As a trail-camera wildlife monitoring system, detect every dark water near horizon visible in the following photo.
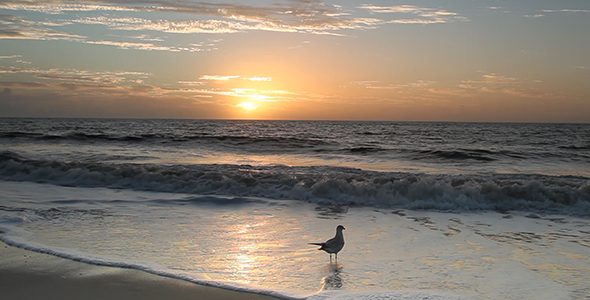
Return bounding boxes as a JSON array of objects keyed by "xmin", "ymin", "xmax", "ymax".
[{"xmin": 1, "ymin": 118, "xmax": 589, "ymax": 215}]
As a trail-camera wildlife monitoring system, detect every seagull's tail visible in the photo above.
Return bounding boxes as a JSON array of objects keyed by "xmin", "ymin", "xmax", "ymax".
[{"xmin": 308, "ymin": 242, "xmax": 325, "ymax": 250}]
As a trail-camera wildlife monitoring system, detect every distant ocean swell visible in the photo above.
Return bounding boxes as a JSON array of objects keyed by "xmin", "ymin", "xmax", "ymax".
[
  {"xmin": 2, "ymin": 130, "xmax": 582, "ymax": 163},
  {"xmin": 0, "ymin": 131, "xmax": 332, "ymax": 147},
  {"xmin": 2, "ymin": 150, "xmax": 589, "ymax": 216}
]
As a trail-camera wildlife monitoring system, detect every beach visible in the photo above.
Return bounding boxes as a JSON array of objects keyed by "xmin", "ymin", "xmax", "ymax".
[
  {"xmin": 0, "ymin": 236, "xmax": 280, "ymax": 300},
  {"xmin": 1, "ymin": 119, "xmax": 589, "ymax": 300}
]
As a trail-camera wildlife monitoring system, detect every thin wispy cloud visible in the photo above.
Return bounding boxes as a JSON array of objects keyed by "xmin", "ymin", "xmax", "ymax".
[
  {"xmin": 0, "ymin": 54, "xmax": 22, "ymax": 59},
  {"xmin": 128, "ymin": 34, "xmax": 165, "ymax": 42},
  {"xmin": 0, "ymin": 14, "xmax": 85, "ymax": 40},
  {"xmin": 175, "ymin": 87, "xmax": 301, "ymax": 102},
  {"xmin": 0, "ymin": 66, "xmax": 149, "ymax": 84},
  {"xmin": 358, "ymin": 4, "xmax": 466, "ymax": 24},
  {"xmin": 73, "ymin": 17, "xmax": 243, "ymax": 34},
  {"xmin": 523, "ymin": 8, "xmax": 590, "ymax": 18},
  {"xmin": 458, "ymin": 73, "xmax": 547, "ymax": 98},
  {"xmin": 462, "ymin": 74, "xmax": 520, "ymax": 85},
  {"xmin": 353, "ymin": 80, "xmax": 437, "ymax": 90},
  {"xmin": 0, "ymin": 81, "xmax": 51, "ymax": 88},
  {"xmin": 198, "ymin": 75, "xmax": 272, "ymax": 82},
  {"xmin": 246, "ymin": 77, "xmax": 272, "ymax": 82},
  {"xmin": 178, "ymin": 81, "xmax": 205, "ymax": 86},
  {"xmin": 87, "ymin": 40, "xmax": 192, "ymax": 52},
  {"xmin": 200, "ymin": 75, "xmax": 241, "ymax": 81},
  {"xmin": 0, "ymin": 2, "xmax": 139, "ymax": 14},
  {"xmin": 541, "ymin": 9, "xmax": 590, "ymax": 13}
]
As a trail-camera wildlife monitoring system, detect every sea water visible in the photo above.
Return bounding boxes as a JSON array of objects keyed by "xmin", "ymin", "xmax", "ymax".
[{"xmin": 1, "ymin": 119, "xmax": 589, "ymax": 299}]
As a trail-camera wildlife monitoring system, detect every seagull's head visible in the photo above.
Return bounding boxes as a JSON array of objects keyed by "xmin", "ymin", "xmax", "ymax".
[{"xmin": 337, "ymin": 225, "xmax": 345, "ymax": 231}]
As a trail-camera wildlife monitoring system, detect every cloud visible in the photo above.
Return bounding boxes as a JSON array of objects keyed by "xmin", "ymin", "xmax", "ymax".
[
  {"xmin": 86, "ymin": 40, "xmax": 179, "ymax": 51},
  {"xmin": 198, "ymin": 75, "xmax": 271, "ymax": 82},
  {"xmin": 59, "ymin": 83, "xmax": 117, "ymax": 91},
  {"xmin": 427, "ymin": 88, "xmax": 471, "ymax": 97},
  {"xmin": 0, "ymin": 14, "xmax": 85, "ymax": 40},
  {"xmin": 0, "ymin": 81, "xmax": 51, "ymax": 88},
  {"xmin": 200, "ymin": 75, "xmax": 241, "ymax": 81},
  {"xmin": 0, "ymin": 2, "xmax": 140, "ymax": 14},
  {"xmin": 461, "ymin": 73, "xmax": 519, "ymax": 85},
  {"xmin": 178, "ymin": 81, "xmax": 205, "ymax": 86},
  {"xmin": 0, "ymin": 14, "xmax": 219, "ymax": 51},
  {"xmin": 0, "ymin": 66, "xmax": 150, "ymax": 84},
  {"xmin": 1, "ymin": 0, "xmax": 459, "ymax": 38},
  {"xmin": 353, "ymin": 79, "xmax": 437, "ymax": 89},
  {"xmin": 128, "ymin": 34, "xmax": 165, "ymax": 42},
  {"xmin": 72, "ymin": 16, "xmax": 243, "ymax": 34},
  {"xmin": 458, "ymin": 73, "xmax": 550, "ymax": 98},
  {"xmin": 360, "ymin": 5, "xmax": 425, "ymax": 14},
  {"xmin": 541, "ymin": 9, "xmax": 590, "ymax": 13},
  {"xmin": 3, "ymin": 1, "xmax": 349, "ymax": 35},
  {"xmin": 246, "ymin": 76, "xmax": 272, "ymax": 81},
  {"xmin": 0, "ymin": 66, "xmax": 280, "ymax": 103},
  {"xmin": 0, "ymin": 62, "xmax": 297, "ymax": 109},
  {"xmin": 523, "ymin": 14, "xmax": 545, "ymax": 18},
  {"xmin": 69, "ymin": 15, "xmax": 380, "ymax": 36},
  {"xmin": 0, "ymin": 54, "xmax": 21, "ymax": 59},
  {"xmin": 177, "ymin": 87, "xmax": 300, "ymax": 102},
  {"xmin": 358, "ymin": 4, "xmax": 466, "ymax": 24},
  {"xmin": 0, "ymin": 90, "xmax": 230, "ymax": 119}
]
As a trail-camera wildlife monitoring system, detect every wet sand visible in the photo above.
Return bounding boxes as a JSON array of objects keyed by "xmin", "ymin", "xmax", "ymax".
[{"xmin": 0, "ymin": 238, "xmax": 282, "ymax": 300}]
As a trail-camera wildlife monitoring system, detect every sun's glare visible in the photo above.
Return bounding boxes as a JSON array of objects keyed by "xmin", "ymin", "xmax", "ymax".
[{"xmin": 238, "ymin": 102, "xmax": 257, "ymax": 110}]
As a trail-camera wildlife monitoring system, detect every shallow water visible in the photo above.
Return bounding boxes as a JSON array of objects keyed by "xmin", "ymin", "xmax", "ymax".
[{"xmin": 2, "ymin": 181, "xmax": 589, "ymax": 300}]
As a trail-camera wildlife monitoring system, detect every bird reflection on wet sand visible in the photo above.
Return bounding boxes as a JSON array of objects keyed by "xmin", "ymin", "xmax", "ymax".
[{"xmin": 321, "ymin": 263, "xmax": 343, "ymax": 290}]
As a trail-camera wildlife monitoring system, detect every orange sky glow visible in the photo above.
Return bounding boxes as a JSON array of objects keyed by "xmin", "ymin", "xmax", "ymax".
[{"xmin": 0, "ymin": 0, "xmax": 589, "ymax": 122}]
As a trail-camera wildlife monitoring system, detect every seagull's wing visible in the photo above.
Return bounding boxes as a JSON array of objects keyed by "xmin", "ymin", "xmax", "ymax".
[{"xmin": 324, "ymin": 237, "xmax": 338, "ymax": 247}]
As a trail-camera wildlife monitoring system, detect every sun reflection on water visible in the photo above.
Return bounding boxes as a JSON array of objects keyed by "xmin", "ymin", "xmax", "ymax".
[{"xmin": 218, "ymin": 219, "xmax": 284, "ymax": 285}]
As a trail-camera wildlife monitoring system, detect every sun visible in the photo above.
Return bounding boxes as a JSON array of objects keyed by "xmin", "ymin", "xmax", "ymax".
[{"xmin": 238, "ymin": 102, "xmax": 257, "ymax": 110}]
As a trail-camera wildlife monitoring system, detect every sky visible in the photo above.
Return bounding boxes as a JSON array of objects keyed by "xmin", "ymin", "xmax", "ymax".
[{"xmin": 0, "ymin": 0, "xmax": 589, "ymax": 122}]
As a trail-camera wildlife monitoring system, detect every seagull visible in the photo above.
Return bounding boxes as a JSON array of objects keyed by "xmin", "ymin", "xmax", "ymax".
[{"xmin": 309, "ymin": 225, "xmax": 345, "ymax": 262}]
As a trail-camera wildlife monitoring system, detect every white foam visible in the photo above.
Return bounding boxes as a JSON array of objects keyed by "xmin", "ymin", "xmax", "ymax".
[
  {"xmin": 308, "ymin": 290, "xmax": 471, "ymax": 300},
  {"xmin": 1, "ymin": 154, "xmax": 589, "ymax": 215}
]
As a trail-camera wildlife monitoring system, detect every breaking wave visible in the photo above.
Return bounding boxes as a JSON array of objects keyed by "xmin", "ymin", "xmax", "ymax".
[{"xmin": 1, "ymin": 150, "xmax": 589, "ymax": 216}]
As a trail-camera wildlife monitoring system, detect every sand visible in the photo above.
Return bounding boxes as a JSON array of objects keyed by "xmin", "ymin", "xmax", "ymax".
[{"xmin": 0, "ymin": 238, "xmax": 282, "ymax": 300}]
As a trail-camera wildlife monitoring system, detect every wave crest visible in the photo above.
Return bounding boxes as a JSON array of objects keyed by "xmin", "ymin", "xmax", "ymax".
[{"xmin": 1, "ymin": 151, "xmax": 589, "ymax": 216}]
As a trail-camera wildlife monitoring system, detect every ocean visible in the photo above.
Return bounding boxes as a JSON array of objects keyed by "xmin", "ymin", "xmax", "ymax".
[{"xmin": 1, "ymin": 118, "xmax": 589, "ymax": 299}]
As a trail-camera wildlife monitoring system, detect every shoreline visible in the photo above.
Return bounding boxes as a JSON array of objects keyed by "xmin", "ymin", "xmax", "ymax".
[{"xmin": 0, "ymin": 237, "xmax": 282, "ymax": 300}]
